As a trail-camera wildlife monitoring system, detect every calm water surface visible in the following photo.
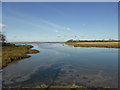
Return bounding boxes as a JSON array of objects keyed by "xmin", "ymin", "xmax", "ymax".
[{"xmin": 3, "ymin": 44, "xmax": 118, "ymax": 88}]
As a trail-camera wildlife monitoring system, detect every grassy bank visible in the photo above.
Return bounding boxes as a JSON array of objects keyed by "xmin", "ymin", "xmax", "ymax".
[
  {"xmin": 36, "ymin": 84, "xmax": 86, "ymax": 89},
  {"xmin": 2, "ymin": 87, "xmax": 115, "ymax": 90},
  {"xmin": 2, "ymin": 44, "xmax": 39, "ymax": 68},
  {"xmin": 65, "ymin": 41, "xmax": 120, "ymax": 48},
  {"xmin": 35, "ymin": 84, "xmax": 114, "ymax": 90}
]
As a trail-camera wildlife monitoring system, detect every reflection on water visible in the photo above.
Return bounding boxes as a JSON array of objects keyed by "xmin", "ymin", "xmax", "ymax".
[{"xmin": 3, "ymin": 44, "xmax": 118, "ymax": 88}]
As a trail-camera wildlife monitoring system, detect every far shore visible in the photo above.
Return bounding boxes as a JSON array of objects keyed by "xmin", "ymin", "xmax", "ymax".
[
  {"xmin": 65, "ymin": 41, "xmax": 120, "ymax": 48},
  {"xmin": 12, "ymin": 41, "xmax": 120, "ymax": 48},
  {"xmin": 12, "ymin": 42, "xmax": 64, "ymax": 44}
]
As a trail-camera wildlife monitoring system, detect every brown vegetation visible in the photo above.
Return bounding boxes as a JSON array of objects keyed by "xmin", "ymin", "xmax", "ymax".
[
  {"xmin": 2, "ymin": 44, "xmax": 39, "ymax": 68},
  {"xmin": 66, "ymin": 40, "xmax": 120, "ymax": 48},
  {"xmin": 36, "ymin": 84, "xmax": 86, "ymax": 88}
]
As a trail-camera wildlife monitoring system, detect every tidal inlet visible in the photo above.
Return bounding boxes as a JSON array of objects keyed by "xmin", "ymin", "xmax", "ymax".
[{"xmin": 1, "ymin": 2, "xmax": 119, "ymax": 89}]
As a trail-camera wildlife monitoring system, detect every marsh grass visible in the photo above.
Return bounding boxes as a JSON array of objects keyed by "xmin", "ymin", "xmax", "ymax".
[
  {"xmin": 65, "ymin": 42, "xmax": 120, "ymax": 48},
  {"xmin": 2, "ymin": 44, "xmax": 39, "ymax": 68}
]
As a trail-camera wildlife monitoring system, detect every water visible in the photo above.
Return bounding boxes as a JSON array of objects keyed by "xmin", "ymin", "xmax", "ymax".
[{"xmin": 3, "ymin": 44, "xmax": 118, "ymax": 88}]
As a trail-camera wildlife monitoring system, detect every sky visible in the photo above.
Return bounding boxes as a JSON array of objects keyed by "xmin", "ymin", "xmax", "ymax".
[{"xmin": 1, "ymin": 2, "xmax": 118, "ymax": 42}]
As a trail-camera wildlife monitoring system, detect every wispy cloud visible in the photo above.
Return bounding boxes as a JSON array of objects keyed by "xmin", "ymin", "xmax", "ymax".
[
  {"xmin": 3, "ymin": 9, "xmax": 75, "ymax": 42},
  {"xmin": 0, "ymin": 24, "xmax": 8, "ymax": 28},
  {"xmin": 3, "ymin": 7, "xmax": 68, "ymax": 31}
]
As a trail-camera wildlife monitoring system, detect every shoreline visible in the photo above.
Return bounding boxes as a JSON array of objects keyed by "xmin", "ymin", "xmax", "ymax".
[
  {"xmin": 12, "ymin": 41, "xmax": 120, "ymax": 48},
  {"xmin": 2, "ymin": 44, "xmax": 39, "ymax": 68},
  {"xmin": 65, "ymin": 41, "xmax": 120, "ymax": 48},
  {"xmin": 2, "ymin": 42, "xmax": 119, "ymax": 68}
]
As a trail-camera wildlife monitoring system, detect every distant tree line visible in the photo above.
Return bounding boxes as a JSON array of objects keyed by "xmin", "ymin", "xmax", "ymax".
[{"xmin": 66, "ymin": 39, "xmax": 120, "ymax": 42}]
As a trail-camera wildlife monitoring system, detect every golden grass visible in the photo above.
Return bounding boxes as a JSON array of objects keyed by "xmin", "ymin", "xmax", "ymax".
[
  {"xmin": 36, "ymin": 84, "xmax": 86, "ymax": 89},
  {"xmin": 2, "ymin": 45, "xmax": 39, "ymax": 68},
  {"xmin": 35, "ymin": 84, "xmax": 114, "ymax": 90},
  {"xmin": 65, "ymin": 42, "xmax": 120, "ymax": 48}
]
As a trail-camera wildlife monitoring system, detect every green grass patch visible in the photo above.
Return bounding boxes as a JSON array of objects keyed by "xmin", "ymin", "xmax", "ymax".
[{"xmin": 2, "ymin": 44, "xmax": 39, "ymax": 68}]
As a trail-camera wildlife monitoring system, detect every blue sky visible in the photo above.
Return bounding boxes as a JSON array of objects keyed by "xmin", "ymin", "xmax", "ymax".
[{"xmin": 1, "ymin": 2, "xmax": 118, "ymax": 42}]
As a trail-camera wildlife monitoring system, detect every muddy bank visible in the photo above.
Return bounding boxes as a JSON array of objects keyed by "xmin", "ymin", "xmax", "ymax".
[{"xmin": 2, "ymin": 44, "xmax": 39, "ymax": 68}]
